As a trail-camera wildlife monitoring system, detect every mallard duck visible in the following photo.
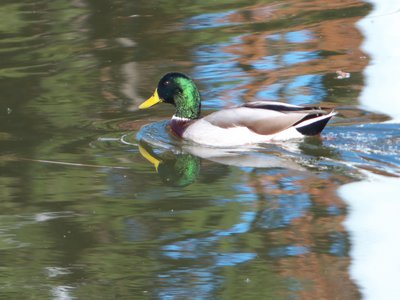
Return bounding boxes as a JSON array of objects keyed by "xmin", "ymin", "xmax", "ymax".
[{"xmin": 139, "ymin": 72, "xmax": 336, "ymax": 147}]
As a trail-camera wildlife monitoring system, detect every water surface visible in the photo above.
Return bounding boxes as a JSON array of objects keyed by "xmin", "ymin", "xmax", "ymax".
[{"xmin": 0, "ymin": 0, "xmax": 398, "ymax": 299}]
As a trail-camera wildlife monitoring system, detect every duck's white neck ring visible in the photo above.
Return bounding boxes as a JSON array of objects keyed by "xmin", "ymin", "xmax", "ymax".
[{"xmin": 172, "ymin": 115, "xmax": 192, "ymax": 122}]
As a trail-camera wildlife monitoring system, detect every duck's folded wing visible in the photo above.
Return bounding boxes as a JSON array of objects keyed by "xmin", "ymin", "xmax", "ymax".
[
  {"xmin": 243, "ymin": 101, "xmax": 328, "ymax": 114},
  {"xmin": 203, "ymin": 107, "xmax": 319, "ymax": 135}
]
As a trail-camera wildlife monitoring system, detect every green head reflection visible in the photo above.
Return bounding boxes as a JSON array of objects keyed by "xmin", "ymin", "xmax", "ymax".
[{"xmin": 139, "ymin": 142, "xmax": 201, "ymax": 187}]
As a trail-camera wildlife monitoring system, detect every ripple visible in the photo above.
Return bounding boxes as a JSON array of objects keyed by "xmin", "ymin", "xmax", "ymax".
[
  {"xmin": 185, "ymin": 10, "xmax": 240, "ymax": 30},
  {"xmin": 126, "ymin": 120, "xmax": 182, "ymax": 151},
  {"xmin": 324, "ymin": 123, "xmax": 400, "ymax": 175},
  {"xmin": 0, "ymin": 63, "xmax": 52, "ymax": 78}
]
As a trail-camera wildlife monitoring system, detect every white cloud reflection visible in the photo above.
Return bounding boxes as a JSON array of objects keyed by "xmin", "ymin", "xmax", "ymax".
[{"xmin": 340, "ymin": 0, "xmax": 400, "ymax": 299}]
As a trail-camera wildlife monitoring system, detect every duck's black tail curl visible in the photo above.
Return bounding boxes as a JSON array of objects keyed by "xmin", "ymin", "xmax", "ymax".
[{"xmin": 295, "ymin": 111, "xmax": 336, "ymax": 136}]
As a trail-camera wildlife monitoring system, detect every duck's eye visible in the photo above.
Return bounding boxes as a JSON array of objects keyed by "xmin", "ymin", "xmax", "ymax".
[{"xmin": 164, "ymin": 80, "xmax": 170, "ymax": 85}]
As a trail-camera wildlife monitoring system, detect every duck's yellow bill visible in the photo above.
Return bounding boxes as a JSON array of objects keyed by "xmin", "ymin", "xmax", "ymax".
[
  {"xmin": 139, "ymin": 89, "xmax": 162, "ymax": 109},
  {"xmin": 138, "ymin": 144, "xmax": 161, "ymax": 172}
]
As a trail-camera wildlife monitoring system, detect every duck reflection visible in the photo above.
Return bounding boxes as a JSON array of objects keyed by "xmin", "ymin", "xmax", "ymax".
[
  {"xmin": 299, "ymin": 135, "xmax": 340, "ymax": 159},
  {"xmin": 137, "ymin": 138, "xmax": 312, "ymax": 187}
]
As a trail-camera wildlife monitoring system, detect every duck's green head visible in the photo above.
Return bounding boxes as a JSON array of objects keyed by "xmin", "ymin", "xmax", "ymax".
[{"xmin": 139, "ymin": 72, "xmax": 201, "ymax": 119}]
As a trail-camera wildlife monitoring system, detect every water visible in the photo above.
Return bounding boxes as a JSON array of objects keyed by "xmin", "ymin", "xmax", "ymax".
[
  {"xmin": 339, "ymin": 1, "xmax": 400, "ymax": 299},
  {"xmin": 0, "ymin": 0, "xmax": 398, "ymax": 299}
]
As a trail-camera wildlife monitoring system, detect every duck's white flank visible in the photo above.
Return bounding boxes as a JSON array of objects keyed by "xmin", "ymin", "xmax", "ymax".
[
  {"xmin": 182, "ymin": 110, "xmax": 336, "ymax": 147},
  {"xmin": 182, "ymin": 119, "xmax": 299, "ymax": 147}
]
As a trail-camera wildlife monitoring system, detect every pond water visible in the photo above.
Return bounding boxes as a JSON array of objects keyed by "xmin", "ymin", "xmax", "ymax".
[{"xmin": 0, "ymin": 0, "xmax": 399, "ymax": 299}]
